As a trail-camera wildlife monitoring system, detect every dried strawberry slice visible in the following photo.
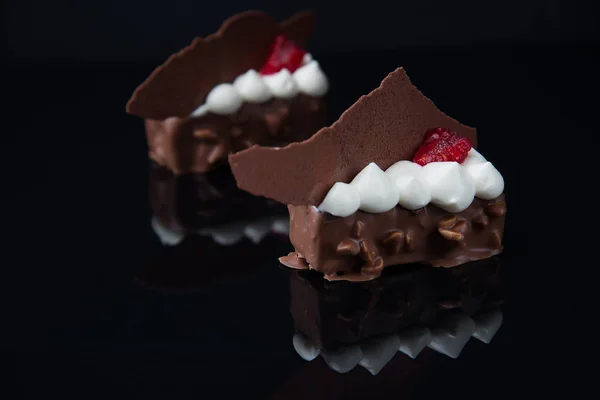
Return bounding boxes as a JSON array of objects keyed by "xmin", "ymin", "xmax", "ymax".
[
  {"xmin": 260, "ymin": 35, "xmax": 307, "ymax": 75},
  {"xmin": 413, "ymin": 128, "xmax": 472, "ymax": 166}
]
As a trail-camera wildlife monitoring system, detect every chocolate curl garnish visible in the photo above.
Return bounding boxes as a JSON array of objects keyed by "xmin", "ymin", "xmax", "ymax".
[
  {"xmin": 126, "ymin": 10, "xmax": 315, "ymax": 120},
  {"xmin": 229, "ymin": 68, "xmax": 477, "ymax": 206}
]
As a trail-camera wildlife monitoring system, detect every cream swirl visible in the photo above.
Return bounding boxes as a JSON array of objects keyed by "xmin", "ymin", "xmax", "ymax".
[
  {"xmin": 317, "ymin": 149, "xmax": 504, "ymax": 217},
  {"xmin": 190, "ymin": 54, "xmax": 329, "ymax": 117}
]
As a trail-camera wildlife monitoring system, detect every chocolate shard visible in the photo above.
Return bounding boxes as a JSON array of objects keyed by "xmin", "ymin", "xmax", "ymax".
[
  {"xmin": 229, "ymin": 67, "xmax": 477, "ymax": 205},
  {"xmin": 126, "ymin": 10, "xmax": 315, "ymax": 120}
]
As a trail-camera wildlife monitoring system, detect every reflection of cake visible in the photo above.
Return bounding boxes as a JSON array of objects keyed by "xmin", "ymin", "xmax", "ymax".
[
  {"xmin": 141, "ymin": 214, "xmax": 289, "ymax": 291},
  {"xmin": 230, "ymin": 68, "xmax": 506, "ymax": 281},
  {"xmin": 126, "ymin": 11, "xmax": 328, "ymax": 174},
  {"xmin": 288, "ymin": 257, "xmax": 504, "ymax": 374},
  {"xmin": 149, "ymin": 162, "xmax": 285, "ymax": 232}
]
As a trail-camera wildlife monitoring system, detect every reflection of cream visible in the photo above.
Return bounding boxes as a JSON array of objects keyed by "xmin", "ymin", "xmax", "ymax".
[
  {"xmin": 427, "ymin": 314, "xmax": 476, "ymax": 359},
  {"xmin": 190, "ymin": 54, "xmax": 329, "ymax": 117},
  {"xmin": 322, "ymin": 345, "xmax": 363, "ymax": 374},
  {"xmin": 151, "ymin": 218, "xmax": 185, "ymax": 246},
  {"xmin": 358, "ymin": 335, "xmax": 401, "ymax": 375},
  {"xmin": 318, "ymin": 148, "xmax": 505, "ymax": 216},
  {"xmin": 472, "ymin": 309, "xmax": 503, "ymax": 343},
  {"xmin": 292, "ymin": 311, "xmax": 503, "ymax": 374},
  {"xmin": 398, "ymin": 326, "xmax": 432, "ymax": 359},
  {"xmin": 150, "ymin": 215, "xmax": 289, "ymax": 247},
  {"xmin": 292, "ymin": 333, "xmax": 321, "ymax": 361}
]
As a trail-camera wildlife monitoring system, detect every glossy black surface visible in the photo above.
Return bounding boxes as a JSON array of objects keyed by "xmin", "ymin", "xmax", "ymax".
[{"xmin": 4, "ymin": 44, "xmax": 597, "ymax": 398}]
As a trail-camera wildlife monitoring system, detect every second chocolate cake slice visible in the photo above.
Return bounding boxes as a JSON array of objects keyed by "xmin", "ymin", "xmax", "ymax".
[{"xmin": 229, "ymin": 68, "xmax": 506, "ymax": 281}]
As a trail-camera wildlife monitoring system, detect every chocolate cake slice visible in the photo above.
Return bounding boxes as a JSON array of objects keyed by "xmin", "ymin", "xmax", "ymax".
[
  {"xmin": 126, "ymin": 10, "xmax": 328, "ymax": 174},
  {"xmin": 230, "ymin": 68, "xmax": 507, "ymax": 281}
]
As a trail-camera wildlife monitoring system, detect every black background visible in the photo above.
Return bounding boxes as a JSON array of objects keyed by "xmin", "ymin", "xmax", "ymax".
[
  {"xmin": 3, "ymin": 0, "xmax": 599, "ymax": 61},
  {"xmin": 2, "ymin": 1, "xmax": 599, "ymax": 398}
]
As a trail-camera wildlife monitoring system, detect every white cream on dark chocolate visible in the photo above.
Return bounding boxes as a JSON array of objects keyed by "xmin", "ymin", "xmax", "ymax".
[
  {"xmin": 317, "ymin": 149, "xmax": 505, "ymax": 217},
  {"xmin": 190, "ymin": 54, "xmax": 329, "ymax": 117}
]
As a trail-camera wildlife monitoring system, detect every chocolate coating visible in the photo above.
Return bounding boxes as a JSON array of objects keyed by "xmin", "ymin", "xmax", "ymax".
[
  {"xmin": 126, "ymin": 10, "xmax": 315, "ymax": 119},
  {"xmin": 288, "ymin": 256, "xmax": 504, "ymax": 350},
  {"xmin": 229, "ymin": 67, "xmax": 477, "ymax": 205},
  {"xmin": 145, "ymin": 95, "xmax": 326, "ymax": 174},
  {"xmin": 283, "ymin": 195, "xmax": 506, "ymax": 282}
]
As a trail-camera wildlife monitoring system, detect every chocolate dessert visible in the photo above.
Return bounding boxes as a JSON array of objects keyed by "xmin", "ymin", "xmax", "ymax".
[
  {"xmin": 230, "ymin": 68, "xmax": 507, "ymax": 281},
  {"xmin": 289, "ymin": 257, "xmax": 504, "ymax": 373},
  {"xmin": 127, "ymin": 11, "xmax": 329, "ymax": 174}
]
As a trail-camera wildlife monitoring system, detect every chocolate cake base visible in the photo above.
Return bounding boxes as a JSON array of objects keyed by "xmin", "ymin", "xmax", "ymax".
[
  {"xmin": 145, "ymin": 95, "xmax": 326, "ymax": 174},
  {"xmin": 289, "ymin": 257, "xmax": 504, "ymax": 350},
  {"xmin": 281, "ymin": 195, "xmax": 506, "ymax": 281}
]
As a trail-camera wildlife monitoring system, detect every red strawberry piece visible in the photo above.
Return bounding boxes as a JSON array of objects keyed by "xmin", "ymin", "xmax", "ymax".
[
  {"xmin": 260, "ymin": 35, "xmax": 307, "ymax": 75},
  {"xmin": 413, "ymin": 128, "xmax": 472, "ymax": 166}
]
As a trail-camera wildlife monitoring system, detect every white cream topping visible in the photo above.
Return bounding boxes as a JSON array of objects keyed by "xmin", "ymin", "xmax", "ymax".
[
  {"xmin": 422, "ymin": 162, "xmax": 476, "ymax": 213},
  {"xmin": 317, "ymin": 182, "xmax": 361, "ymax": 217},
  {"xmin": 318, "ymin": 148, "xmax": 504, "ymax": 215},
  {"xmin": 293, "ymin": 61, "xmax": 329, "ymax": 97},
  {"xmin": 462, "ymin": 149, "xmax": 504, "ymax": 200},
  {"xmin": 385, "ymin": 161, "xmax": 431, "ymax": 210},
  {"xmin": 233, "ymin": 69, "xmax": 272, "ymax": 103},
  {"xmin": 190, "ymin": 53, "xmax": 328, "ymax": 117},
  {"xmin": 350, "ymin": 163, "xmax": 400, "ymax": 213},
  {"xmin": 262, "ymin": 68, "xmax": 299, "ymax": 98}
]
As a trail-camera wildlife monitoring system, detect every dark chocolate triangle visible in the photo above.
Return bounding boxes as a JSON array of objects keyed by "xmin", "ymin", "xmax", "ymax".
[
  {"xmin": 126, "ymin": 10, "xmax": 315, "ymax": 120},
  {"xmin": 229, "ymin": 67, "xmax": 477, "ymax": 206}
]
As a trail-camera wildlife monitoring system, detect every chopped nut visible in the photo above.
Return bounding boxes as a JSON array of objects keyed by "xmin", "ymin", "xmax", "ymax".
[
  {"xmin": 473, "ymin": 214, "xmax": 489, "ymax": 229},
  {"xmin": 230, "ymin": 126, "xmax": 243, "ymax": 137},
  {"xmin": 438, "ymin": 228, "xmax": 464, "ymax": 241},
  {"xmin": 207, "ymin": 143, "xmax": 226, "ymax": 164},
  {"xmin": 439, "ymin": 299, "xmax": 462, "ymax": 309},
  {"xmin": 352, "ymin": 221, "xmax": 365, "ymax": 238},
  {"xmin": 363, "ymin": 257, "xmax": 384, "ymax": 273},
  {"xmin": 193, "ymin": 128, "xmax": 218, "ymax": 140},
  {"xmin": 382, "ymin": 230, "xmax": 405, "ymax": 254},
  {"xmin": 485, "ymin": 201, "xmax": 507, "ymax": 218},
  {"xmin": 359, "ymin": 240, "xmax": 377, "ymax": 265},
  {"xmin": 489, "ymin": 229, "xmax": 503, "ymax": 248},
  {"xmin": 336, "ymin": 239, "xmax": 360, "ymax": 256},
  {"xmin": 265, "ymin": 110, "xmax": 288, "ymax": 135},
  {"xmin": 452, "ymin": 220, "xmax": 468, "ymax": 234},
  {"xmin": 438, "ymin": 215, "xmax": 458, "ymax": 229},
  {"xmin": 405, "ymin": 230, "xmax": 415, "ymax": 251}
]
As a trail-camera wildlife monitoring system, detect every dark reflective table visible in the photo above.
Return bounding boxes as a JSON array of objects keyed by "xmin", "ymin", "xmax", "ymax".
[{"xmin": 4, "ymin": 44, "xmax": 596, "ymax": 398}]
